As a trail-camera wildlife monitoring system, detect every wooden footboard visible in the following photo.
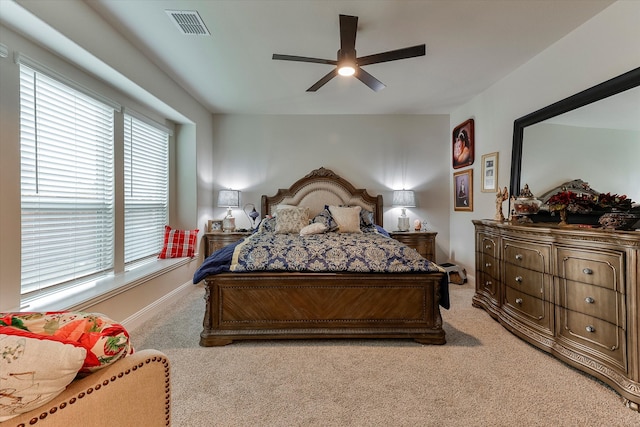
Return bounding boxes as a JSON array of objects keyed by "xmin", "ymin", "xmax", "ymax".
[{"xmin": 200, "ymin": 272, "xmax": 446, "ymax": 346}]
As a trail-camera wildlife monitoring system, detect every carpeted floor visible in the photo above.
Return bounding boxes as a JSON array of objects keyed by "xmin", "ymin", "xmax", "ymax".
[{"xmin": 130, "ymin": 282, "xmax": 640, "ymax": 426}]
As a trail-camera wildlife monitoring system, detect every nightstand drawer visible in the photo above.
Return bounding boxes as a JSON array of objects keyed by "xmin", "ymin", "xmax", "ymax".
[
  {"xmin": 390, "ymin": 232, "xmax": 436, "ymax": 261},
  {"xmin": 204, "ymin": 232, "xmax": 251, "ymax": 257}
]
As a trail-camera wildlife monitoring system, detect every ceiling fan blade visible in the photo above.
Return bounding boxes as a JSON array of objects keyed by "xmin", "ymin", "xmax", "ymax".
[
  {"xmin": 339, "ymin": 14, "xmax": 358, "ymax": 52},
  {"xmin": 354, "ymin": 68, "xmax": 386, "ymax": 92},
  {"xmin": 272, "ymin": 54, "xmax": 337, "ymax": 65},
  {"xmin": 357, "ymin": 44, "xmax": 426, "ymax": 66},
  {"xmin": 307, "ymin": 69, "xmax": 339, "ymax": 92}
]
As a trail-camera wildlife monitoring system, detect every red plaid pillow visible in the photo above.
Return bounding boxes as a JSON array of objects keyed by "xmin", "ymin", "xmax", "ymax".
[{"xmin": 158, "ymin": 225, "xmax": 199, "ymax": 258}]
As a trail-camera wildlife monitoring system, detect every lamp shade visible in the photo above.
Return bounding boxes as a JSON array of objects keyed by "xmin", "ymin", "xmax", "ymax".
[
  {"xmin": 392, "ymin": 190, "xmax": 416, "ymax": 208},
  {"xmin": 217, "ymin": 190, "xmax": 240, "ymax": 208}
]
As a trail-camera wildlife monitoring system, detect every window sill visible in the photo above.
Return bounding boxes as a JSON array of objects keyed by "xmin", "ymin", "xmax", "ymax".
[{"xmin": 21, "ymin": 256, "xmax": 196, "ymax": 313}]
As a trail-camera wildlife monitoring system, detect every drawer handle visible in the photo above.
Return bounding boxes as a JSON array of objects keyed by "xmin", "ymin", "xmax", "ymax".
[
  {"xmin": 485, "ymin": 245, "xmax": 492, "ymax": 250},
  {"xmin": 485, "ymin": 262, "xmax": 492, "ymax": 268},
  {"xmin": 485, "ymin": 281, "xmax": 492, "ymax": 286},
  {"xmin": 585, "ymin": 297, "xmax": 595, "ymax": 304},
  {"xmin": 515, "ymin": 298, "xmax": 523, "ymax": 305},
  {"xmin": 583, "ymin": 268, "xmax": 593, "ymax": 275},
  {"xmin": 585, "ymin": 325, "xmax": 596, "ymax": 333},
  {"xmin": 515, "ymin": 276, "xmax": 523, "ymax": 283},
  {"xmin": 515, "ymin": 254, "xmax": 523, "ymax": 261}
]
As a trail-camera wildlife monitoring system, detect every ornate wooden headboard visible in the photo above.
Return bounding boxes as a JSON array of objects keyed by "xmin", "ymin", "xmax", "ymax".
[{"xmin": 261, "ymin": 167, "xmax": 384, "ymax": 226}]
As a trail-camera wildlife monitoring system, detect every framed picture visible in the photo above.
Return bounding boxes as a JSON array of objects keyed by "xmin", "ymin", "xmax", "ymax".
[
  {"xmin": 209, "ymin": 219, "xmax": 223, "ymax": 232},
  {"xmin": 452, "ymin": 119, "xmax": 474, "ymax": 169},
  {"xmin": 454, "ymin": 169, "xmax": 473, "ymax": 211},
  {"xmin": 481, "ymin": 152, "xmax": 499, "ymax": 192}
]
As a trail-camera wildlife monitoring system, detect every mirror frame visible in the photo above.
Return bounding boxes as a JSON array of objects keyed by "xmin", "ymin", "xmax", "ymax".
[{"xmin": 510, "ymin": 67, "xmax": 640, "ymax": 198}]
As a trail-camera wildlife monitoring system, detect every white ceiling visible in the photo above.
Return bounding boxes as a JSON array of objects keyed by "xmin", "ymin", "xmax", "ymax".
[{"xmin": 13, "ymin": 0, "xmax": 618, "ymax": 115}]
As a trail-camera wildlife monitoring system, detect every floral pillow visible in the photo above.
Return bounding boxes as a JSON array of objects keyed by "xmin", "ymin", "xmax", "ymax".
[
  {"xmin": 0, "ymin": 311, "xmax": 133, "ymax": 374},
  {"xmin": 158, "ymin": 225, "xmax": 199, "ymax": 258},
  {"xmin": 275, "ymin": 207, "xmax": 310, "ymax": 234},
  {"xmin": 0, "ymin": 333, "xmax": 87, "ymax": 422}
]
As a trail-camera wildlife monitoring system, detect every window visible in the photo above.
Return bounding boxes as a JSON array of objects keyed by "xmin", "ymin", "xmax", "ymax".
[
  {"xmin": 124, "ymin": 113, "xmax": 169, "ymax": 264},
  {"xmin": 19, "ymin": 64, "xmax": 115, "ymax": 296}
]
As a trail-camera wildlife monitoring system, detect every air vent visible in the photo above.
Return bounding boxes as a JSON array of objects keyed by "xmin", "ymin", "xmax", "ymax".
[{"xmin": 165, "ymin": 10, "xmax": 210, "ymax": 36}]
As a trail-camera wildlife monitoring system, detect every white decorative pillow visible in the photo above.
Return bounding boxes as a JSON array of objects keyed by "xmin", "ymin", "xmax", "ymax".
[
  {"xmin": 300, "ymin": 222, "xmax": 327, "ymax": 236},
  {"xmin": 275, "ymin": 207, "xmax": 310, "ymax": 234},
  {"xmin": 328, "ymin": 205, "xmax": 362, "ymax": 233},
  {"xmin": 0, "ymin": 334, "xmax": 86, "ymax": 422}
]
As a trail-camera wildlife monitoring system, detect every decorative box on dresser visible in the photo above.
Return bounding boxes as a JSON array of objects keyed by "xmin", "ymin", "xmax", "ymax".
[
  {"xmin": 389, "ymin": 231, "xmax": 437, "ymax": 261},
  {"xmin": 472, "ymin": 219, "xmax": 640, "ymax": 411}
]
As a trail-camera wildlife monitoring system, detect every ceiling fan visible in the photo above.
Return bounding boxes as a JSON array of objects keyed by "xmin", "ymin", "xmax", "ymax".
[{"xmin": 272, "ymin": 14, "xmax": 426, "ymax": 92}]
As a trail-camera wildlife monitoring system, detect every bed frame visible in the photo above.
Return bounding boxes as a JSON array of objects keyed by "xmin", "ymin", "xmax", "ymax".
[{"xmin": 200, "ymin": 167, "xmax": 446, "ymax": 346}]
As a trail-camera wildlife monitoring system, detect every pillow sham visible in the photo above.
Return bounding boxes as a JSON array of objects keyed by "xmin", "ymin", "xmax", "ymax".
[
  {"xmin": 275, "ymin": 207, "xmax": 310, "ymax": 234},
  {"xmin": 328, "ymin": 205, "xmax": 362, "ymax": 233},
  {"xmin": 158, "ymin": 225, "xmax": 199, "ymax": 258},
  {"xmin": 0, "ymin": 333, "xmax": 86, "ymax": 422}
]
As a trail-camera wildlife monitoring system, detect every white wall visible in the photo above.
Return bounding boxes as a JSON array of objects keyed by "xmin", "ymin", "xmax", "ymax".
[
  {"xmin": 449, "ymin": 0, "xmax": 640, "ymax": 280},
  {"xmin": 207, "ymin": 114, "xmax": 451, "ymax": 262}
]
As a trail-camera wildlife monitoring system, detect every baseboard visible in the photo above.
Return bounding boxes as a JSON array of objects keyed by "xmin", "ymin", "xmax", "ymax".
[{"xmin": 121, "ymin": 280, "xmax": 195, "ymax": 331}]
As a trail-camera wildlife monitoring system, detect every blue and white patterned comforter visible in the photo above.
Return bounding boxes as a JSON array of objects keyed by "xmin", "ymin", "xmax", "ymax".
[{"xmin": 230, "ymin": 232, "xmax": 442, "ymax": 274}]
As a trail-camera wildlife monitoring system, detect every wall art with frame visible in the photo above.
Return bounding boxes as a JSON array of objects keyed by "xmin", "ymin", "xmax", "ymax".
[
  {"xmin": 452, "ymin": 118, "xmax": 474, "ymax": 169},
  {"xmin": 481, "ymin": 151, "xmax": 499, "ymax": 193},
  {"xmin": 454, "ymin": 169, "xmax": 473, "ymax": 211}
]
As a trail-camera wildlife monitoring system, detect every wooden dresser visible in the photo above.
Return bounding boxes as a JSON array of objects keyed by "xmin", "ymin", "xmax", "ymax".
[{"xmin": 472, "ymin": 219, "xmax": 640, "ymax": 410}]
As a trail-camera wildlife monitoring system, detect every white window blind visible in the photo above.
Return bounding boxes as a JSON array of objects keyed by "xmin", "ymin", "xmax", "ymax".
[
  {"xmin": 19, "ymin": 65, "xmax": 115, "ymax": 295},
  {"xmin": 124, "ymin": 114, "xmax": 169, "ymax": 264}
]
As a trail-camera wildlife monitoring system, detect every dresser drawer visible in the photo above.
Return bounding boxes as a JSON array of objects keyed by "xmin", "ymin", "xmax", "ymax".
[
  {"xmin": 504, "ymin": 263, "xmax": 549, "ymax": 300},
  {"xmin": 556, "ymin": 247, "xmax": 623, "ymax": 292},
  {"xmin": 559, "ymin": 280, "xmax": 624, "ymax": 327},
  {"xmin": 503, "ymin": 286, "xmax": 552, "ymax": 332},
  {"xmin": 558, "ymin": 308, "xmax": 626, "ymax": 371},
  {"xmin": 477, "ymin": 269, "xmax": 499, "ymax": 300},
  {"xmin": 479, "ymin": 253, "xmax": 498, "ymax": 280},
  {"xmin": 503, "ymin": 239, "xmax": 550, "ymax": 273},
  {"xmin": 477, "ymin": 233, "xmax": 498, "ymax": 258}
]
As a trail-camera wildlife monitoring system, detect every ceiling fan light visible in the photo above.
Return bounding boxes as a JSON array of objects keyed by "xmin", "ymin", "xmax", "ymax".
[{"xmin": 338, "ymin": 65, "xmax": 355, "ymax": 76}]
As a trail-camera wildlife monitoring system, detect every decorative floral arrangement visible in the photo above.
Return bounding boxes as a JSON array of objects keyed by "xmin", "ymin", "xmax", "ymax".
[
  {"xmin": 547, "ymin": 190, "xmax": 633, "ymax": 213},
  {"xmin": 595, "ymin": 192, "xmax": 632, "ymax": 211}
]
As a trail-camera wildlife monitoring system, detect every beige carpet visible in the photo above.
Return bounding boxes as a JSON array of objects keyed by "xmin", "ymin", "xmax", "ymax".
[{"xmin": 130, "ymin": 283, "xmax": 640, "ymax": 426}]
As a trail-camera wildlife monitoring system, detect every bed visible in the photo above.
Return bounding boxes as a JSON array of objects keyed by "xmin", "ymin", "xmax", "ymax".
[{"xmin": 195, "ymin": 167, "xmax": 448, "ymax": 346}]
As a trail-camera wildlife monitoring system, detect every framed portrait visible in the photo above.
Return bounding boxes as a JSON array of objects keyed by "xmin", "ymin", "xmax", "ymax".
[
  {"xmin": 453, "ymin": 169, "xmax": 473, "ymax": 211},
  {"xmin": 452, "ymin": 119, "xmax": 474, "ymax": 169},
  {"xmin": 481, "ymin": 152, "xmax": 499, "ymax": 193}
]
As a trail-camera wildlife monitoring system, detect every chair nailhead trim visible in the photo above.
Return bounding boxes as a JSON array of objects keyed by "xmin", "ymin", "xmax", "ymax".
[{"xmin": 13, "ymin": 357, "xmax": 171, "ymax": 426}]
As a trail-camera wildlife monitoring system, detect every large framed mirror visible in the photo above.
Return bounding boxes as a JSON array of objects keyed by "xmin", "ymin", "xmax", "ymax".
[{"xmin": 510, "ymin": 67, "xmax": 640, "ymax": 205}]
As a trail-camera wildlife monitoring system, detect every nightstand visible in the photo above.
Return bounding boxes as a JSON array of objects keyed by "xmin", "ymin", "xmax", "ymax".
[
  {"xmin": 389, "ymin": 231, "xmax": 437, "ymax": 261},
  {"xmin": 204, "ymin": 231, "xmax": 252, "ymax": 257}
]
